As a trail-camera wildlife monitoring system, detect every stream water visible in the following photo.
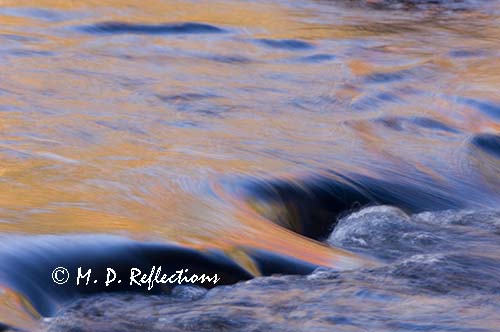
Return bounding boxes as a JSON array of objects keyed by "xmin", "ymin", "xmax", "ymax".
[{"xmin": 0, "ymin": 0, "xmax": 499, "ymax": 331}]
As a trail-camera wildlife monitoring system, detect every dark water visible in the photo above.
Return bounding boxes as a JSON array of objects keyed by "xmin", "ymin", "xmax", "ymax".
[{"xmin": 0, "ymin": 0, "xmax": 499, "ymax": 330}]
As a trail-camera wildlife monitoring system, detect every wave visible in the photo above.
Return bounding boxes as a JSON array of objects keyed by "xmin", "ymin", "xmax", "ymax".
[{"xmin": 78, "ymin": 22, "xmax": 225, "ymax": 35}]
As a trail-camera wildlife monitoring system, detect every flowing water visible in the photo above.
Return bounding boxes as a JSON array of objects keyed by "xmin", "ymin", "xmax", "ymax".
[{"xmin": 0, "ymin": 0, "xmax": 499, "ymax": 331}]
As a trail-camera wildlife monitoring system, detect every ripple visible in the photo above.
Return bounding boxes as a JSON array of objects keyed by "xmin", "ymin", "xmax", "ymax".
[
  {"xmin": 295, "ymin": 53, "xmax": 336, "ymax": 63},
  {"xmin": 255, "ymin": 39, "xmax": 314, "ymax": 51},
  {"xmin": 78, "ymin": 22, "xmax": 226, "ymax": 35},
  {"xmin": 374, "ymin": 116, "xmax": 461, "ymax": 134},
  {"xmin": 458, "ymin": 98, "xmax": 500, "ymax": 120},
  {"xmin": 364, "ymin": 69, "xmax": 412, "ymax": 84},
  {"xmin": 471, "ymin": 133, "xmax": 500, "ymax": 157},
  {"xmin": 157, "ymin": 93, "xmax": 218, "ymax": 103}
]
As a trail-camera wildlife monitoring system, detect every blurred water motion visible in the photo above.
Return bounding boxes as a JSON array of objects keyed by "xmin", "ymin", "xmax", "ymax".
[
  {"xmin": 0, "ymin": 0, "xmax": 499, "ymax": 330},
  {"xmin": 43, "ymin": 207, "xmax": 500, "ymax": 332}
]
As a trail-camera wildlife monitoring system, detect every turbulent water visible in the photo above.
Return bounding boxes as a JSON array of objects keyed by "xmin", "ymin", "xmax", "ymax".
[
  {"xmin": 0, "ymin": 0, "xmax": 499, "ymax": 331},
  {"xmin": 44, "ymin": 208, "xmax": 500, "ymax": 332}
]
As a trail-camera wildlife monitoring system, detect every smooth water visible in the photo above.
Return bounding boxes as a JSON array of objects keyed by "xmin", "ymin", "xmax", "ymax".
[{"xmin": 0, "ymin": 0, "xmax": 499, "ymax": 330}]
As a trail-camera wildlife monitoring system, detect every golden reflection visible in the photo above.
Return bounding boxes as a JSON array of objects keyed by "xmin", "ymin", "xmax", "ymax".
[
  {"xmin": 0, "ymin": 286, "xmax": 40, "ymax": 330},
  {"xmin": 1, "ymin": 0, "xmax": 499, "ymax": 252},
  {"xmin": 0, "ymin": 0, "xmax": 499, "ymax": 329}
]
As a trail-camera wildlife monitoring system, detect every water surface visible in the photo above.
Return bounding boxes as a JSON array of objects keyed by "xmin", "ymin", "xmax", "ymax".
[{"xmin": 0, "ymin": 0, "xmax": 499, "ymax": 330}]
